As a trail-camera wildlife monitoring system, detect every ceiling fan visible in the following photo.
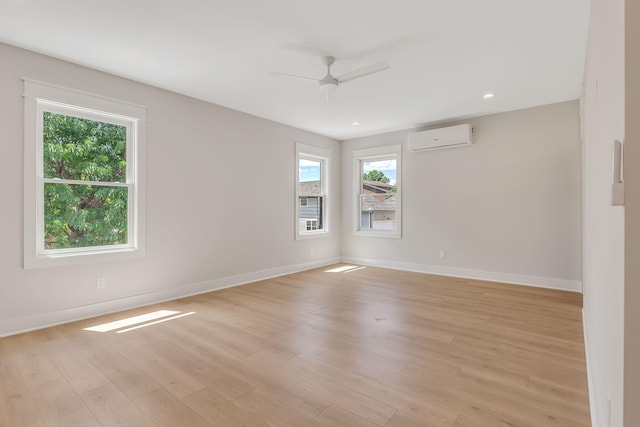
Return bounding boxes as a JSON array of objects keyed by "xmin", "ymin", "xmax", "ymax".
[{"xmin": 271, "ymin": 56, "xmax": 390, "ymax": 103}]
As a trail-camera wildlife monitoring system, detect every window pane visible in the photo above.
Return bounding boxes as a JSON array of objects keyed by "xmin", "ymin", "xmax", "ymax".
[
  {"xmin": 361, "ymin": 159, "xmax": 396, "ymax": 192},
  {"xmin": 354, "ymin": 146, "xmax": 400, "ymax": 238},
  {"xmin": 298, "ymin": 196, "xmax": 323, "ymax": 233},
  {"xmin": 360, "ymin": 194, "xmax": 396, "ymax": 231},
  {"xmin": 299, "ymin": 159, "xmax": 321, "ymax": 195},
  {"xmin": 360, "ymin": 157, "xmax": 397, "ymax": 232},
  {"xmin": 44, "ymin": 183, "xmax": 128, "ymax": 249},
  {"xmin": 43, "ymin": 112, "xmax": 127, "ymax": 182}
]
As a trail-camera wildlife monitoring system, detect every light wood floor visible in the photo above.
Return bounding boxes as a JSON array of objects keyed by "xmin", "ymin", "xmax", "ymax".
[{"xmin": 0, "ymin": 264, "xmax": 590, "ymax": 427}]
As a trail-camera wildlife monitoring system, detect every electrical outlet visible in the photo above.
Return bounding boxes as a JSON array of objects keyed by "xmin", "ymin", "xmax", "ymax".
[
  {"xmin": 440, "ymin": 250, "xmax": 446, "ymax": 260},
  {"xmin": 96, "ymin": 277, "xmax": 106, "ymax": 289}
]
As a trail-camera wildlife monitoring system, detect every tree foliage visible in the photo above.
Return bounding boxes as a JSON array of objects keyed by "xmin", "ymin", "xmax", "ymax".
[
  {"xmin": 43, "ymin": 112, "xmax": 128, "ymax": 249},
  {"xmin": 362, "ymin": 169, "xmax": 390, "ymax": 183}
]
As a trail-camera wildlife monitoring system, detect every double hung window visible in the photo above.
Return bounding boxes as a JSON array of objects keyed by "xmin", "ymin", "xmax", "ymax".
[
  {"xmin": 295, "ymin": 143, "xmax": 330, "ymax": 239},
  {"xmin": 353, "ymin": 145, "xmax": 401, "ymax": 238},
  {"xmin": 24, "ymin": 80, "xmax": 146, "ymax": 268}
]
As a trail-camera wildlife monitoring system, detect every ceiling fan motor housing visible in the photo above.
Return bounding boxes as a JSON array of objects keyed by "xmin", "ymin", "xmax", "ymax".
[{"xmin": 319, "ymin": 74, "xmax": 339, "ymax": 88}]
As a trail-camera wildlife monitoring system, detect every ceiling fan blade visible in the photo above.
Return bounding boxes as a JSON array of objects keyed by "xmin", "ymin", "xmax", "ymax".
[
  {"xmin": 269, "ymin": 71, "xmax": 319, "ymax": 82},
  {"xmin": 336, "ymin": 61, "xmax": 390, "ymax": 83},
  {"xmin": 282, "ymin": 43, "xmax": 332, "ymax": 59}
]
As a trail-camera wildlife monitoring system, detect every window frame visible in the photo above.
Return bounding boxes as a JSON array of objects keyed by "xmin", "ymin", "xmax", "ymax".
[
  {"xmin": 295, "ymin": 143, "xmax": 330, "ymax": 240},
  {"xmin": 353, "ymin": 145, "xmax": 402, "ymax": 239},
  {"xmin": 23, "ymin": 79, "xmax": 146, "ymax": 269}
]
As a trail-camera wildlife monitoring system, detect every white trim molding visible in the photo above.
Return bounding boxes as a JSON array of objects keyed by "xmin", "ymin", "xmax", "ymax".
[
  {"xmin": 0, "ymin": 257, "xmax": 340, "ymax": 337},
  {"xmin": 0, "ymin": 255, "xmax": 583, "ymax": 337},
  {"xmin": 295, "ymin": 142, "xmax": 331, "ymax": 240},
  {"xmin": 23, "ymin": 79, "xmax": 147, "ymax": 269},
  {"xmin": 352, "ymin": 144, "xmax": 402, "ymax": 239},
  {"xmin": 583, "ymin": 307, "xmax": 603, "ymax": 427},
  {"xmin": 340, "ymin": 256, "xmax": 582, "ymax": 292}
]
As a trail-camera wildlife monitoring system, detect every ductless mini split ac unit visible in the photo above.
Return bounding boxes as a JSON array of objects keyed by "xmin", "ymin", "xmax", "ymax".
[{"xmin": 407, "ymin": 124, "xmax": 473, "ymax": 151}]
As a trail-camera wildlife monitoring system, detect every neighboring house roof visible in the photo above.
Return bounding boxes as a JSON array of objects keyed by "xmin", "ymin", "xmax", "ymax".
[
  {"xmin": 361, "ymin": 193, "xmax": 397, "ymax": 212},
  {"xmin": 361, "ymin": 180, "xmax": 397, "ymax": 211},
  {"xmin": 301, "ymin": 180, "xmax": 395, "ymax": 195},
  {"xmin": 363, "ymin": 180, "xmax": 395, "ymax": 194},
  {"xmin": 300, "ymin": 179, "xmax": 395, "ymax": 211},
  {"xmin": 299, "ymin": 180, "xmax": 320, "ymax": 195}
]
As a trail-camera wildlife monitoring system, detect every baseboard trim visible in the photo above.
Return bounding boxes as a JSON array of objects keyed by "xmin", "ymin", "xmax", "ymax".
[
  {"xmin": 0, "ymin": 257, "xmax": 341, "ymax": 338},
  {"xmin": 340, "ymin": 256, "xmax": 582, "ymax": 293},
  {"xmin": 583, "ymin": 307, "xmax": 601, "ymax": 427},
  {"xmin": 0, "ymin": 256, "xmax": 582, "ymax": 337}
]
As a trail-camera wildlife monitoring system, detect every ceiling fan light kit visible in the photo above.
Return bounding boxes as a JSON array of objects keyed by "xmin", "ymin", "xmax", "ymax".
[
  {"xmin": 319, "ymin": 56, "xmax": 339, "ymax": 102},
  {"xmin": 319, "ymin": 80, "xmax": 338, "ymax": 103}
]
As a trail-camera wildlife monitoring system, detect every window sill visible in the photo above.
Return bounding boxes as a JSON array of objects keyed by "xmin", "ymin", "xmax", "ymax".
[
  {"xmin": 295, "ymin": 230, "xmax": 330, "ymax": 240},
  {"xmin": 353, "ymin": 230, "xmax": 401, "ymax": 239},
  {"xmin": 24, "ymin": 246, "xmax": 144, "ymax": 269}
]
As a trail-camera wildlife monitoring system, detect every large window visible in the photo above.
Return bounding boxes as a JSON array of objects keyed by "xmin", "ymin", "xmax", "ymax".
[
  {"xmin": 353, "ymin": 145, "xmax": 401, "ymax": 238},
  {"xmin": 24, "ymin": 80, "xmax": 146, "ymax": 268},
  {"xmin": 295, "ymin": 143, "xmax": 330, "ymax": 239}
]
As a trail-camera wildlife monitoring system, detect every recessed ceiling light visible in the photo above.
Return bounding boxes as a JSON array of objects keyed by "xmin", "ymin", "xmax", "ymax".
[
  {"xmin": 483, "ymin": 93, "xmax": 495, "ymax": 99},
  {"xmin": 352, "ymin": 122, "xmax": 360, "ymax": 126}
]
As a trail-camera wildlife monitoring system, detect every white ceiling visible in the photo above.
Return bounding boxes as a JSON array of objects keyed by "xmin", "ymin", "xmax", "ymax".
[{"xmin": 0, "ymin": 0, "xmax": 590, "ymax": 140}]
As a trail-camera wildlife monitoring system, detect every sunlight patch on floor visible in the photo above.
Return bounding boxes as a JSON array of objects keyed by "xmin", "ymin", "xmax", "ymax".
[
  {"xmin": 325, "ymin": 265, "xmax": 366, "ymax": 273},
  {"xmin": 84, "ymin": 309, "xmax": 183, "ymax": 332},
  {"xmin": 115, "ymin": 312, "xmax": 196, "ymax": 333}
]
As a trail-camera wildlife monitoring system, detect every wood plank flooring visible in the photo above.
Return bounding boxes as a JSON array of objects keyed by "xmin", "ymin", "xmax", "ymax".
[{"xmin": 0, "ymin": 264, "xmax": 591, "ymax": 426}]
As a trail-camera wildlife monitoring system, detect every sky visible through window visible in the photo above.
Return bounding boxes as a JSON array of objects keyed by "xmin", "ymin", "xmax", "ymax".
[
  {"xmin": 299, "ymin": 159, "xmax": 321, "ymax": 182},
  {"xmin": 300, "ymin": 158, "xmax": 396, "ymax": 184},
  {"xmin": 362, "ymin": 159, "xmax": 396, "ymax": 184}
]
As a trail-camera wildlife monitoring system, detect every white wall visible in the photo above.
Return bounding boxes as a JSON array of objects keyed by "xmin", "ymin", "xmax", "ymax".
[
  {"xmin": 581, "ymin": 0, "xmax": 626, "ymax": 424},
  {"xmin": 625, "ymin": 0, "xmax": 640, "ymax": 425},
  {"xmin": 0, "ymin": 43, "xmax": 341, "ymax": 336},
  {"xmin": 341, "ymin": 102, "xmax": 582, "ymax": 291}
]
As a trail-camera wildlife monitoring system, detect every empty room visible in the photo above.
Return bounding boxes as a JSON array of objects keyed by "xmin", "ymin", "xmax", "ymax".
[{"xmin": 1, "ymin": 0, "xmax": 638, "ymax": 426}]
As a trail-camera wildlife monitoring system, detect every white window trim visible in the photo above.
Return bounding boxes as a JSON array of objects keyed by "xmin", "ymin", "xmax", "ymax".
[
  {"xmin": 23, "ymin": 79, "xmax": 146, "ymax": 269},
  {"xmin": 295, "ymin": 143, "xmax": 330, "ymax": 240},
  {"xmin": 353, "ymin": 144, "xmax": 402, "ymax": 239}
]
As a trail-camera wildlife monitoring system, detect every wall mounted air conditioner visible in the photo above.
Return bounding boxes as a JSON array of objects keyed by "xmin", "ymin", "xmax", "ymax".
[{"xmin": 407, "ymin": 124, "xmax": 473, "ymax": 151}]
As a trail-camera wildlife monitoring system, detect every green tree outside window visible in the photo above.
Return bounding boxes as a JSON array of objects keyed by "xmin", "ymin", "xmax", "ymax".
[{"xmin": 43, "ymin": 112, "xmax": 129, "ymax": 249}]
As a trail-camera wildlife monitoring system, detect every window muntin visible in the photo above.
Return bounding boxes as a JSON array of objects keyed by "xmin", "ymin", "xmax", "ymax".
[
  {"xmin": 24, "ymin": 80, "xmax": 146, "ymax": 268},
  {"xmin": 353, "ymin": 145, "xmax": 401, "ymax": 238},
  {"xmin": 295, "ymin": 144, "xmax": 330, "ymax": 239}
]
